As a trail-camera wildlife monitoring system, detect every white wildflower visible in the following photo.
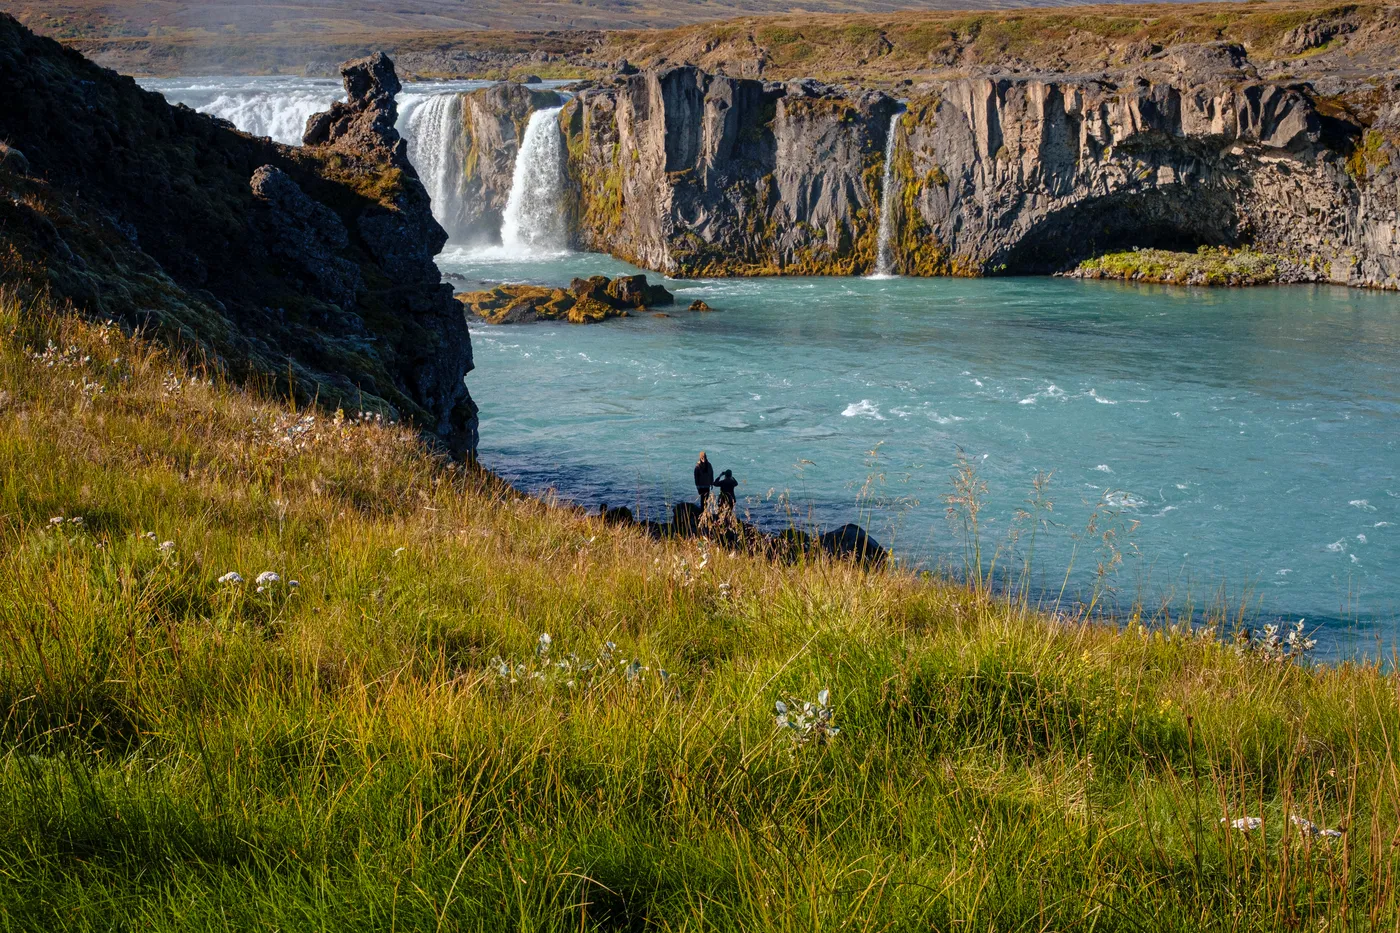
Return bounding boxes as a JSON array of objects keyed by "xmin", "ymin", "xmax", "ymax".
[
  {"xmin": 1290, "ymin": 815, "xmax": 1344, "ymax": 840},
  {"xmin": 49, "ymin": 516, "xmax": 64, "ymax": 525},
  {"xmin": 255, "ymin": 571, "xmax": 280, "ymax": 585},
  {"xmin": 217, "ymin": 571, "xmax": 244, "ymax": 584},
  {"xmin": 1222, "ymin": 817, "xmax": 1263, "ymax": 832},
  {"xmin": 158, "ymin": 541, "xmax": 175, "ymax": 552}
]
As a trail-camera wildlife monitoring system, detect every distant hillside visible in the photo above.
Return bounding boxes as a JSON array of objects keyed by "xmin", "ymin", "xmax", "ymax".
[
  {"xmin": 6, "ymin": 0, "xmax": 1397, "ymax": 81},
  {"xmin": 6, "ymin": 0, "xmax": 1179, "ymax": 37}
]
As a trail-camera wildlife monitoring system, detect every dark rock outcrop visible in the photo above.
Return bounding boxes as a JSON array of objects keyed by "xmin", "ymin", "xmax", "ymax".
[
  {"xmin": 0, "ymin": 18, "xmax": 477, "ymax": 454},
  {"xmin": 250, "ymin": 165, "xmax": 362, "ymax": 307},
  {"xmin": 303, "ymin": 52, "xmax": 408, "ymax": 164},
  {"xmin": 458, "ymin": 273, "xmax": 673, "ymax": 324},
  {"xmin": 818, "ymin": 524, "xmax": 888, "ymax": 566},
  {"xmin": 561, "ymin": 66, "xmax": 899, "ymax": 275}
]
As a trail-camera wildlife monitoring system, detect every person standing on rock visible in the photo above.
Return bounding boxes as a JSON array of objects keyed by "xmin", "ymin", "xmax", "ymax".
[
  {"xmin": 713, "ymin": 469, "xmax": 739, "ymax": 517},
  {"xmin": 694, "ymin": 451, "xmax": 715, "ymax": 510}
]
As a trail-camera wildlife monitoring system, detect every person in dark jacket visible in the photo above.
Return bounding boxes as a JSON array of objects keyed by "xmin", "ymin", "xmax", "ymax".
[
  {"xmin": 694, "ymin": 451, "xmax": 715, "ymax": 509},
  {"xmin": 713, "ymin": 469, "xmax": 739, "ymax": 515}
]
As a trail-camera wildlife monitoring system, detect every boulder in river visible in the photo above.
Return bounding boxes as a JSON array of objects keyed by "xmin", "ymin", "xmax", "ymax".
[
  {"xmin": 818, "ymin": 524, "xmax": 888, "ymax": 566},
  {"xmin": 458, "ymin": 273, "xmax": 673, "ymax": 325}
]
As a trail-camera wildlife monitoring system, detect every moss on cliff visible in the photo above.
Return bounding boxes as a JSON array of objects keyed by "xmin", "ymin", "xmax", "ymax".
[{"xmin": 886, "ymin": 99, "xmax": 962, "ymax": 277}]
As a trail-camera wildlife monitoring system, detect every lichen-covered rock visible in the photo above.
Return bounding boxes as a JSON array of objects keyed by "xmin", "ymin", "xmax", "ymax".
[
  {"xmin": 458, "ymin": 273, "xmax": 672, "ymax": 324},
  {"xmin": 883, "ymin": 68, "xmax": 1400, "ymax": 287}
]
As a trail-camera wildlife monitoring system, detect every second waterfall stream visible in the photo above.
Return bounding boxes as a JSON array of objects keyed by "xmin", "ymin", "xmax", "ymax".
[
  {"xmin": 500, "ymin": 106, "xmax": 569, "ymax": 255},
  {"xmin": 872, "ymin": 110, "xmax": 903, "ymax": 278}
]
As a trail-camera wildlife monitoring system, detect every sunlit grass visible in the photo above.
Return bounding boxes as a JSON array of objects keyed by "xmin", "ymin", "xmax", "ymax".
[{"xmin": 1, "ymin": 285, "xmax": 1397, "ymax": 930}]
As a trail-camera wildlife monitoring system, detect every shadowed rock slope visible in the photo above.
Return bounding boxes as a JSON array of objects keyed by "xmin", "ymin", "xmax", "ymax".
[{"xmin": 0, "ymin": 16, "xmax": 477, "ymax": 454}]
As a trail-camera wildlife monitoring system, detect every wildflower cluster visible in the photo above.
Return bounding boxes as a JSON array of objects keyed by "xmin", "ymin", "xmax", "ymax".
[
  {"xmin": 139, "ymin": 531, "xmax": 176, "ymax": 553},
  {"xmin": 28, "ymin": 341, "xmax": 89, "ymax": 370},
  {"xmin": 489, "ymin": 633, "xmax": 670, "ymax": 691},
  {"xmin": 1237, "ymin": 619, "xmax": 1317, "ymax": 662},
  {"xmin": 47, "ymin": 515, "xmax": 84, "ymax": 529},
  {"xmin": 671, "ymin": 547, "xmax": 710, "ymax": 588},
  {"xmin": 249, "ymin": 409, "xmax": 404, "ymax": 455},
  {"xmin": 1221, "ymin": 814, "xmax": 1344, "ymax": 841},
  {"xmin": 215, "ymin": 569, "xmax": 298, "ymax": 593},
  {"xmin": 774, "ymin": 688, "xmax": 840, "ymax": 747}
]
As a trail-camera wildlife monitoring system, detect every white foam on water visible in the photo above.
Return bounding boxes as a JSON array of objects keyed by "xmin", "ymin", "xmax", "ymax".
[
  {"xmin": 1350, "ymin": 499, "xmax": 1377, "ymax": 511},
  {"xmin": 1326, "ymin": 540, "xmax": 1346, "ymax": 553},
  {"xmin": 842, "ymin": 400, "xmax": 885, "ymax": 420},
  {"xmin": 197, "ymin": 90, "xmax": 340, "ymax": 144},
  {"xmin": 1357, "ymin": 534, "xmax": 1368, "ymax": 544},
  {"xmin": 1095, "ymin": 464, "xmax": 1113, "ymax": 473}
]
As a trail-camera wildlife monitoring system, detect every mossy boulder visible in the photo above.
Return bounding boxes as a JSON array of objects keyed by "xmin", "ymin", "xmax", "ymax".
[{"xmin": 458, "ymin": 273, "xmax": 672, "ymax": 325}]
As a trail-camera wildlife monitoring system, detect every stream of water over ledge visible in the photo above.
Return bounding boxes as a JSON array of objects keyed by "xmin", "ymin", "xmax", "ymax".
[{"xmin": 144, "ymin": 77, "xmax": 1400, "ymax": 656}]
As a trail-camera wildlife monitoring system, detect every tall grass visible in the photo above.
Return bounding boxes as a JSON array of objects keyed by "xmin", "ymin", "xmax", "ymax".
[{"xmin": 0, "ymin": 286, "xmax": 1397, "ymax": 930}]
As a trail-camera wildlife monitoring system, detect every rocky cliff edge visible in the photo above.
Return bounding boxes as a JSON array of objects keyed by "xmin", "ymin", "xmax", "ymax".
[{"xmin": 0, "ymin": 17, "xmax": 478, "ymax": 454}]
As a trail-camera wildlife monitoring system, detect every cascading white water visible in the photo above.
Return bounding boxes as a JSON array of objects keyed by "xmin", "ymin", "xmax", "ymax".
[
  {"xmin": 185, "ymin": 89, "xmax": 340, "ymax": 145},
  {"xmin": 872, "ymin": 110, "xmax": 904, "ymax": 278},
  {"xmin": 399, "ymin": 93, "xmax": 469, "ymax": 239},
  {"xmin": 499, "ymin": 107, "xmax": 568, "ymax": 255}
]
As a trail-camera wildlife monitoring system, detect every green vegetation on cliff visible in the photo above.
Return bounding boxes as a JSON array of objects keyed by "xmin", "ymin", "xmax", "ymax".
[{"xmin": 2, "ymin": 287, "xmax": 1398, "ymax": 929}]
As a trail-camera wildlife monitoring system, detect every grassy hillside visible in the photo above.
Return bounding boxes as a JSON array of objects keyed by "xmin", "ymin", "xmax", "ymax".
[
  {"xmin": 596, "ymin": 0, "xmax": 1400, "ymax": 83},
  {"xmin": 5, "ymin": 0, "xmax": 1170, "ymax": 38},
  {"xmin": 12, "ymin": 0, "xmax": 1398, "ymax": 80},
  {"xmin": 2, "ymin": 285, "xmax": 1398, "ymax": 929}
]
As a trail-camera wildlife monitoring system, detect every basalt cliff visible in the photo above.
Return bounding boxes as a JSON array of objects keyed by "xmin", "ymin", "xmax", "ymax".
[
  {"xmin": 459, "ymin": 46, "xmax": 1400, "ymax": 287},
  {"xmin": 0, "ymin": 16, "xmax": 477, "ymax": 455}
]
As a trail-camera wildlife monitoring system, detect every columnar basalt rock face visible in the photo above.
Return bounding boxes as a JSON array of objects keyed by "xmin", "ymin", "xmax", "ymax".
[
  {"xmin": 537, "ymin": 53, "xmax": 1400, "ymax": 288},
  {"xmin": 561, "ymin": 67, "xmax": 899, "ymax": 276},
  {"xmin": 457, "ymin": 83, "xmax": 564, "ymax": 243},
  {"xmin": 885, "ymin": 48, "xmax": 1400, "ymax": 287},
  {"xmin": 0, "ymin": 19, "xmax": 478, "ymax": 455}
]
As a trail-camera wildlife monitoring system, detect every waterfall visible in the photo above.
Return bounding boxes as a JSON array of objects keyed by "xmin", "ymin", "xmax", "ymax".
[
  {"xmin": 176, "ymin": 89, "xmax": 340, "ymax": 145},
  {"xmin": 872, "ymin": 110, "xmax": 903, "ymax": 279},
  {"xmin": 400, "ymin": 93, "xmax": 469, "ymax": 239},
  {"xmin": 500, "ymin": 107, "xmax": 568, "ymax": 255}
]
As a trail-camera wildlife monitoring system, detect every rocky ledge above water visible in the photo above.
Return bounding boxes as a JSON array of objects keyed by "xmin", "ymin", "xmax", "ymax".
[{"xmin": 458, "ymin": 274, "xmax": 674, "ymax": 324}]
